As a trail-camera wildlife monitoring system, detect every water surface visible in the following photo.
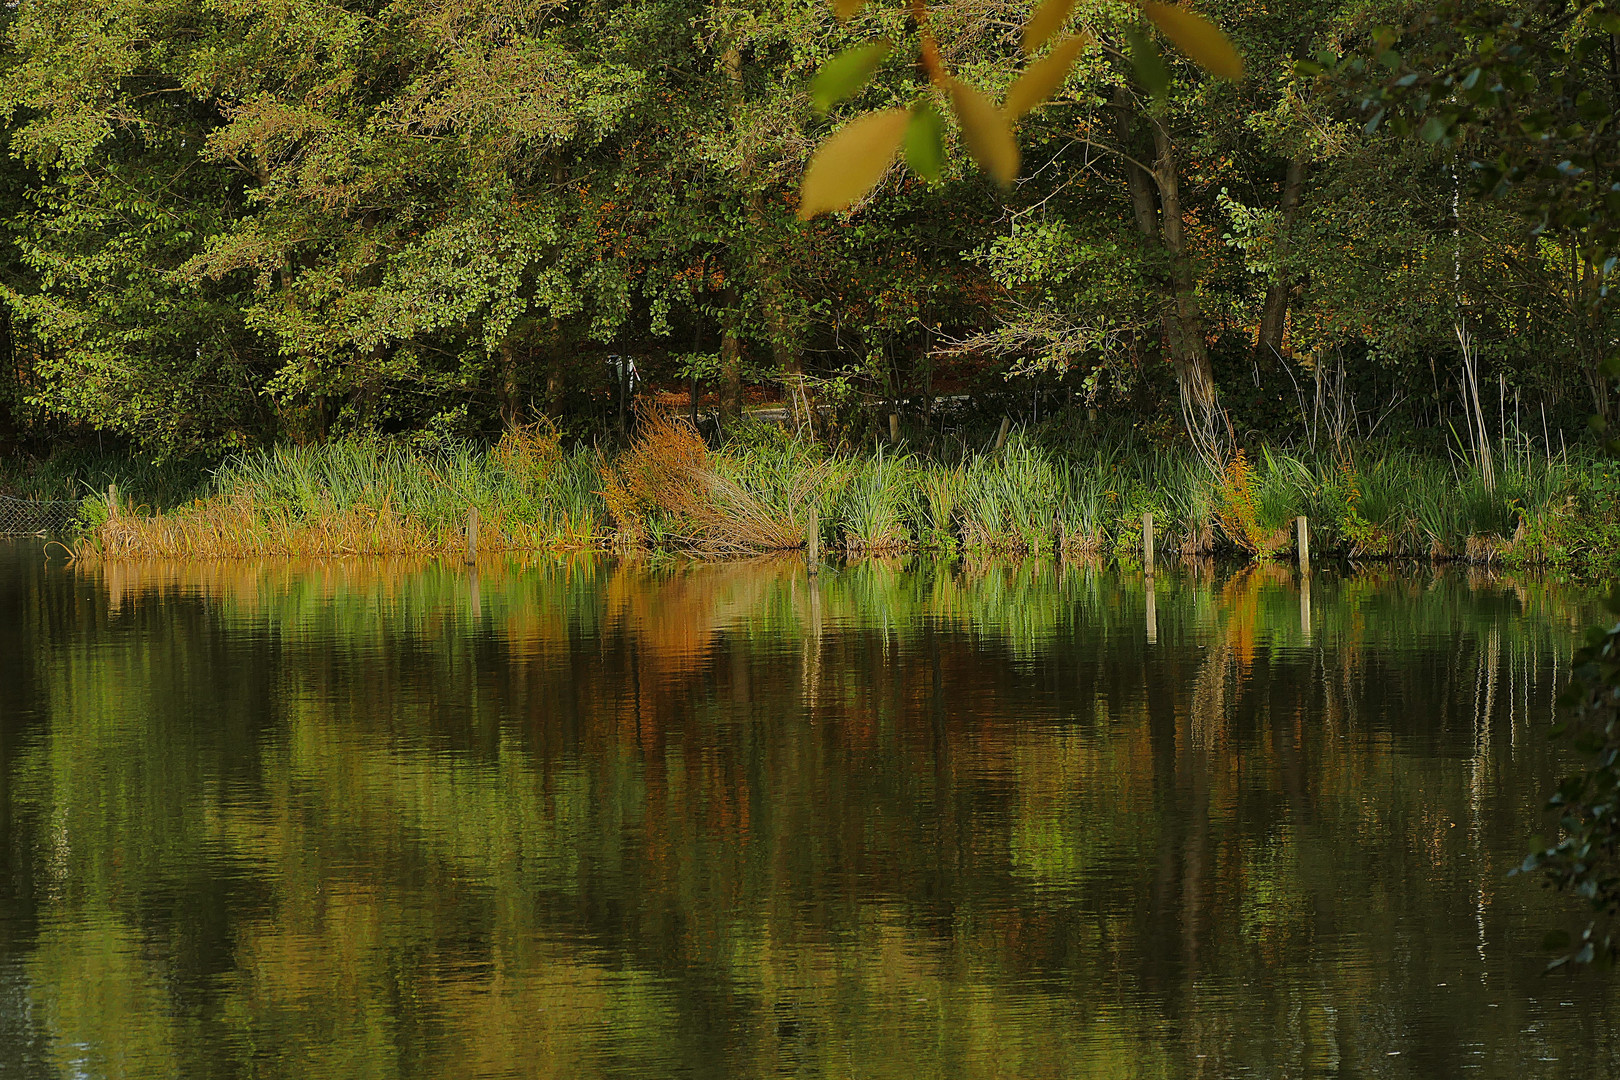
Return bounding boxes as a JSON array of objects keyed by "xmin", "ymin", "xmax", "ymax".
[{"xmin": 0, "ymin": 545, "xmax": 1615, "ymax": 1078}]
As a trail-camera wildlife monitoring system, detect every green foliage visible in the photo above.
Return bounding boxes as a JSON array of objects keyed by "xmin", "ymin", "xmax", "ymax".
[{"xmin": 838, "ymin": 445, "xmax": 918, "ymax": 551}]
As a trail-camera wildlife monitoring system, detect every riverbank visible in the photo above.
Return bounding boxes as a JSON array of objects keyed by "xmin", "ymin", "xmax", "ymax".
[{"xmin": 48, "ymin": 415, "xmax": 1620, "ymax": 572}]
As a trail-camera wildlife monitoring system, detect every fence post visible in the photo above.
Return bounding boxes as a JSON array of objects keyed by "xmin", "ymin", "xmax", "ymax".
[
  {"xmin": 1146, "ymin": 579, "xmax": 1158, "ymax": 645},
  {"xmin": 107, "ymin": 484, "xmax": 119, "ymax": 520},
  {"xmin": 1143, "ymin": 512, "xmax": 1155, "ymax": 577},
  {"xmin": 1300, "ymin": 572, "xmax": 1312, "ymax": 644},
  {"xmin": 806, "ymin": 504, "xmax": 820, "ymax": 573},
  {"xmin": 465, "ymin": 506, "xmax": 479, "ymax": 564},
  {"xmin": 1296, "ymin": 515, "xmax": 1310, "ymax": 574}
]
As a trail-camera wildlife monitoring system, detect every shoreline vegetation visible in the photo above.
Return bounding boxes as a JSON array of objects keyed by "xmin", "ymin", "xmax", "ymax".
[{"xmin": 47, "ymin": 412, "xmax": 1620, "ymax": 574}]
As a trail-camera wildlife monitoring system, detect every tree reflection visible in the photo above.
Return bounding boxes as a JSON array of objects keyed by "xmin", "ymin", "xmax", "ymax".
[{"xmin": 0, "ymin": 552, "xmax": 1614, "ymax": 1078}]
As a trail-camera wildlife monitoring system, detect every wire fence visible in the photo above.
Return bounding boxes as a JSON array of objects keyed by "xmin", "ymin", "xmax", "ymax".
[{"xmin": 0, "ymin": 495, "xmax": 80, "ymax": 536}]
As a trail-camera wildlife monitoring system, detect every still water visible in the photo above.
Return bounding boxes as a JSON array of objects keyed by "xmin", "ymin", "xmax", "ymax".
[{"xmin": 0, "ymin": 543, "xmax": 1615, "ymax": 1078}]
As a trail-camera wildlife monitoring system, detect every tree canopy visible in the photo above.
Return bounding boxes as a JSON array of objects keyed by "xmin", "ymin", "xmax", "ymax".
[{"xmin": 0, "ymin": 0, "xmax": 1610, "ymax": 469}]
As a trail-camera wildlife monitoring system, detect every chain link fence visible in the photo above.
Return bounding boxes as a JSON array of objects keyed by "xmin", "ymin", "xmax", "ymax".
[{"xmin": 0, "ymin": 495, "xmax": 80, "ymax": 536}]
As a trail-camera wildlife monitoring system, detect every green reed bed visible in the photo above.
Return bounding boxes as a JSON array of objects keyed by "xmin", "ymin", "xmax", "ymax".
[{"xmin": 66, "ymin": 417, "xmax": 1619, "ymax": 570}]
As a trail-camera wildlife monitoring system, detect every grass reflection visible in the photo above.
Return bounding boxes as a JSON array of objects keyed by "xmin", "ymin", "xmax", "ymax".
[{"xmin": 2, "ymin": 554, "xmax": 1614, "ymax": 1078}]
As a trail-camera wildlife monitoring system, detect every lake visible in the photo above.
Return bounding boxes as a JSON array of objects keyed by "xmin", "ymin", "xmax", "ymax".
[{"xmin": 0, "ymin": 542, "xmax": 1615, "ymax": 1078}]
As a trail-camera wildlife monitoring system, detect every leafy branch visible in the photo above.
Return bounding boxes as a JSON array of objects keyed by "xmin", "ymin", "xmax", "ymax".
[{"xmin": 798, "ymin": 0, "xmax": 1244, "ymax": 219}]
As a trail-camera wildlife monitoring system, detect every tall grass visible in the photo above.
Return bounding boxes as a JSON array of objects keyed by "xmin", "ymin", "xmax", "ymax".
[
  {"xmin": 839, "ymin": 447, "xmax": 918, "ymax": 552},
  {"xmin": 68, "ymin": 413, "xmax": 1608, "ymax": 569},
  {"xmin": 959, "ymin": 437, "xmax": 1062, "ymax": 553},
  {"xmin": 80, "ymin": 424, "xmax": 610, "ymax": 559}
]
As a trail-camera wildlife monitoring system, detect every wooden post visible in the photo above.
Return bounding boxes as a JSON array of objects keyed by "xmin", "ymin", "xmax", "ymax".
[
  {"xmin": 889, "ymin": 411, "xmax": 900, "ymax": 445},
  {"xmin": 1296, "ymin": 515, "xmax": 1310, "ymax": 574},
  {"xmin": 806, "ymin": 504, "xmax": 820, "ymax": 573},
  {"xmin": 1146, "ymin": 579, "xmax": 1158, "ymax": 645},
  {"xmin": 993, "ymin": 416, "xmax": 1012, "ymax": 451},
  {"xmin": 465, "ymin": 506, "xmax": 479, "ymax": 564},
  {"xmin": 1300, "ymin": 572, "xmax": 1312, "ymax": 644},
  {"xmin": 107, "ymin": 483, "xmax": 119, "ymax": 519},
  {"xmin": 1143, "ymin": 512, "xmax": 1155, "ymax": 577}
]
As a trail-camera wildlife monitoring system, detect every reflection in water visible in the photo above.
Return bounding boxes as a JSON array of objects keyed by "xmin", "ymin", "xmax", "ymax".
[{"xmin": 0, "ymin": 548, "xmax": 1616, "ymax": 1078}]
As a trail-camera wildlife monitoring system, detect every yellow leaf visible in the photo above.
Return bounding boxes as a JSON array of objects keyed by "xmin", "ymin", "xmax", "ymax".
[
  {"xmin": 948, "ymin": 80, "xmax": 1019, "ymax": 187},
  {"xmin": 833, "ymin": 0, "xmax": 865, "ymax": 22},
  {"xmin": 1004, "ymin": 34, "xmax": 1091, "ymax": 119},
  {"xmin": 1021, "ymin": 0, "xmax": 1075, "ymax": 54},
  {"xmin": 1142, "ymin": 1, "xmax": 1243, "ymax": 79},
  {"xmin": 798, "ymin": 108, "xmax": 910, "ymax": 220}
]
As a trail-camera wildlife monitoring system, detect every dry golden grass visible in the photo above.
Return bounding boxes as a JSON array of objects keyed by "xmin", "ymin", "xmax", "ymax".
[{"xmin": 602, "ymin": 409, "xmax": 828, "ymax": 556}]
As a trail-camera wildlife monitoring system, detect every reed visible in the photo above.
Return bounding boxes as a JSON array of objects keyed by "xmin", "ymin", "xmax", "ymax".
[
  {"xmin": 64, "ymin": 417, "xmax": 1614, "ymax": 570},
  {"xmin": 75, "ymin": 427, "xmax": 609, "ymax": 559},
  {"xmin": 839, "ymin": 446, "xmax": 918, "ymax": 553},
  {"xmin": 958, "ymin": 435, "xmax": 1062, "ymax": 553}
]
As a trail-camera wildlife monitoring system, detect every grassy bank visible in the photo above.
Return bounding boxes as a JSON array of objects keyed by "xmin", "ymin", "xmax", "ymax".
[{"xmin": 61, "ymin": 415, "xmax": 1620, "ymax": 572}]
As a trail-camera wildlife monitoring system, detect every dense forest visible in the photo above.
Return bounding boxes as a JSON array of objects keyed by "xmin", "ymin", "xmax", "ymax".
[{"xmin": 0, "ymin": 0, "xmax": 1611, "ymax": 458}]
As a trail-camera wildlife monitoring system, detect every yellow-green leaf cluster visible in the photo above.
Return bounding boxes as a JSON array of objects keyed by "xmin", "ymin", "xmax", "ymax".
[
  {"xmin": 1142, "ymin": 2, "xmax": 1244, "ymax": 80},
  {"xmin": 798, "ymin": 108, "xmax": 911, "ymax": 220},
  {"xmin": 799, "ymin": 0, "xmax": 1242, "ymax": 218}
]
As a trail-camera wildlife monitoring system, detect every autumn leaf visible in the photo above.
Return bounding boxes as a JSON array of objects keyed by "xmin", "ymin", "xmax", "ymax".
[
  {"xmin": 1142, "ymin": 1, "xmax": 1243, "ymax": 80},
  {"xmin": 1021, "ymin": 0, "xmax": 1075, "ymax": 55},
  {"xmin": 833, "ymin": 0, "xmax": 865, "ymax": 22},
  {"xmin": 811, "ymin": 41, "xmax": 893, "ymax": 112},
  {"xmin": 1128, "ymin": 25, "xmax": 1170, "ymax": 97},
  {"xmin": 948, "ymin": 80, "xmax": 1019, "ymax": 187},
  {"xmin": 903, "ymin": 99, "xmax": 944, "ymax": 182},
  {"xmin": 799, "ymin": 108, "xmax": 910, "ymax": 219},
  {"xmin": 1004, "ymin": 34, "xmax": 1091, "ymax": 119}
]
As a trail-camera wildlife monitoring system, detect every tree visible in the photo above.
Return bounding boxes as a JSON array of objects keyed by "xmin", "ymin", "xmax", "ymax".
[{"xmin": 1336, "ymin": 0, "xmax": 1620, "ymax": 965}]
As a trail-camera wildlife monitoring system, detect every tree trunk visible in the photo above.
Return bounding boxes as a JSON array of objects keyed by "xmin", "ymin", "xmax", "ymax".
[
  {"xmin": 719, "ymin": 45, "xmax": 749, "ymax": 434},
  {"xmin": 499, "ymin": 339, "xmax": 521, "ymax": 430},
  {"xmin": 1578, "ymin": 254, "xmax": 1613, "ymax": 423},
  {"xmin": 1112, "ymin": 86, "xmax": 1224, "ymax": 462},
  {"xmin": 543, "ymin": 320, "xmax": 566, "ymax": 419},
  {"xmin": 1114, "ymin": 87, "xmax": 1161, "ymax": 239},
  {"xmin": 719, "ymin": 319, "xmax": 744, "ymax": 426},
  {"xmin": 1255, "ymin": 154, "xmax": 1307, "ymax": 362},
  {"xmin": 1150, "ymin": 117, "xmax": 1222, "ymax": 464}
]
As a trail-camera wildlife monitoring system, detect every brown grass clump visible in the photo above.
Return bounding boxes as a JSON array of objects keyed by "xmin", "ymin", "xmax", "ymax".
[
  {"xmin": 600, "ymin": 409, "xmax": 713, "ymax": 545},
  {"xmin": 601, "ymin": 409, "xmax": 828, "ymax": 555},
  {"xmin": 1463, "ymin": 533, "xmax": 1506, "ymax": 565},
  {"xmin": 1178, "ymin": 520, "xmax": 1215, "ymax": 557}
]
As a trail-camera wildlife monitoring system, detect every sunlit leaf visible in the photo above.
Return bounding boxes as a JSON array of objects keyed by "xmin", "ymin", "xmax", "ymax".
[
  {"xmin": 1142, "ymin": 1, "xmax": 1244, "ymax": 80},
  {"xmin": 903, "ymin": 99, "xmax": 945, "ymax": 182},
  {"xmin": 811, "ymin": 41, "xmax": 893, "ymax": 112},
  {"xmin": 1004, "ymin": 34, "xmax": 1090, "ymax": 119},
  {"xmin": 798, "ymin": 108, "xmax": 910, "ymax": 219},
  {"xmin": 833, "ymin": 0, "xmax": 865, "ymax": 21},
  {"xmin": 947, "ymin": 80, "xmax": 1018, "ymax": 187},
  {"xmin": 1127, "ymin": 26, "xmax": 1169, "ymax": 98},
  {"xmin": 1021, "ymin": 0, "xmax": 1075, "ymax": 54}
]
